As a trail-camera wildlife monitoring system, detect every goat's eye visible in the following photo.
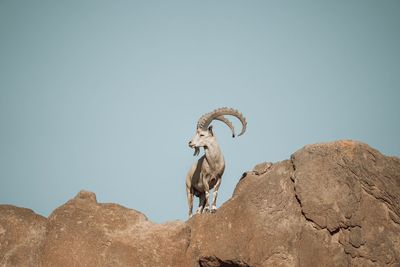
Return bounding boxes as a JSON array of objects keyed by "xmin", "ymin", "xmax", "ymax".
[{"xmin": 200, "ymin": 134, "xmax": 204, "ymax": 137}]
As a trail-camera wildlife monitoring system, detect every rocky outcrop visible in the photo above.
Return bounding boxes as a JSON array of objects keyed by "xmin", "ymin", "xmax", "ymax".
[
  {"xmin": 40, "ymin": 190, "xmax": 190, "ymax": 266},
  {"xmin": 0, "ymin": 206, "xmax": 46, "ymax": 266},
  {"xmin": 291, "ymin": 140, "xmax": 400, "ymax": 265},
  {"xmin": 1, "ymin": 140, "xmax": 399, "ymax": 266}
]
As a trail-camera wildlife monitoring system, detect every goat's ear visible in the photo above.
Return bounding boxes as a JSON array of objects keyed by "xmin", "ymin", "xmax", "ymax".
[{"xmin": 208, "ymin": 125, "xmax": 214, "ymax": 136}]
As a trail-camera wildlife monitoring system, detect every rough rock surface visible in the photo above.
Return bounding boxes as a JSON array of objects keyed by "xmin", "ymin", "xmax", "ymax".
[
  {"xmin": 0, "ymin": 140, "xmax": 399, "ymax": 266},
  {"xmin": 0, "ymin": 206, "xmax": 46, "ymax": 266}
]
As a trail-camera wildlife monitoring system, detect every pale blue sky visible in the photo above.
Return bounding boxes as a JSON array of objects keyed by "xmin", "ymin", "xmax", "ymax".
[{"xmin": 0, "ymin": 1, "xmax": 399, "ymax": 223}]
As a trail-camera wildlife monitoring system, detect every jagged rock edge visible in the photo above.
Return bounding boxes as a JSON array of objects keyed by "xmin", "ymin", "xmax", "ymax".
[
  {"xmin": 289, "ymin": 155, "xmax": 328, "ymax": 232},
  {"xmin": 199, "ymin": 256, "xmax": 250, "ymax": 267}
]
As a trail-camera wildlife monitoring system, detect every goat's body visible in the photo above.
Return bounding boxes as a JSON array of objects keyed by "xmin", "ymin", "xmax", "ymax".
[
  {"xmin": 186, "ymin": 142, "xmax": 225, "ymax": 217},
  {"xmin": 186, "ymin": 107, "xmax": 246, "ymax": 218}
]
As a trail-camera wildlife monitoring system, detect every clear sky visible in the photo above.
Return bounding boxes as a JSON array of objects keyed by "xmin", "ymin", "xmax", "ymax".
[{"xmin": 0, "ymin": 1, "xmax": 399, "ymax": 223}]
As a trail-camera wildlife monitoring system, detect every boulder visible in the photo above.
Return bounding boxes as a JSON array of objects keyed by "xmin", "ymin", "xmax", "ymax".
[
  {"xmin": 0, "ymin": 206, "xmax": 46, "ymax": 267},
  {"xmin": 40, "ymin": 190, "xmax": 190, "ymax": 267}
]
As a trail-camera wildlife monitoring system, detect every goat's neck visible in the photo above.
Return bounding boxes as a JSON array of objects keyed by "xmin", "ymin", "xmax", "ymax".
[{"xmin": 204, "ymin": 140, "xmax": 224, "ymax": 170}]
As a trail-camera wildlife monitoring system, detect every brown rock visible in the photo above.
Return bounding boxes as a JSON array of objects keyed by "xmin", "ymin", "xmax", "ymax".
[
  {"xmin": 291, "ymin": 140, "xmax": 400, "ymax": 266},
  {"xmin": 0, "ymin": 140, "xmax": 399, "ymax": 266},
  {"xmin": 40, "ymin": 190, "xmax": 190, "ymax": 267},
  {"xmin": 0, "ymin": 205, "xmax": 46, "ymax": 267}
]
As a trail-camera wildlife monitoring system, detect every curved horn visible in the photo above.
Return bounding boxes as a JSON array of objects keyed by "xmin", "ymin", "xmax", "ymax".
[
  {"xmin": 215, "ymin": 116, "xmax": 236, "ymax": 137},
  {"xmin": 197, "ymin": 107, "xmax": 247, "ymax": 136}
]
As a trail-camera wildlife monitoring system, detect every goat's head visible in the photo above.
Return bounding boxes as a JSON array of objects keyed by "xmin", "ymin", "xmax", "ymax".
[
  {"xmin": 189, "ymin": 126, "xmax": 215, "ymax": 156},
  {"xmin": 189, "ymin": 107, "xmax": 247, "ymax": 156}
]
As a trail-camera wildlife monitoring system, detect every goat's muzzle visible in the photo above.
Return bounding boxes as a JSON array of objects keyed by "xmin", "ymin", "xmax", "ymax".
[{"xmin": 188, "ymin": 141, "xmax": 199, "ymax": 156}]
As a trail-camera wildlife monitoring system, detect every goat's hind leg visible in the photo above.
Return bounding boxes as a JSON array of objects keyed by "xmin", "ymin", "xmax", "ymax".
[
  {"xmin": 196, "ymin": 192, "xmax": 206, "ymax": 214},
  {"xmin": 186, "ymin": 187, "xmax": 194, "ymax": 218}
]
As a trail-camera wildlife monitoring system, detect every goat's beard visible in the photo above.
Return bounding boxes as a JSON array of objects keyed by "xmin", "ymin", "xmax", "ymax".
[{"xmin": 193, "ymin": 147, "xmax": 200, "ymax": 156}]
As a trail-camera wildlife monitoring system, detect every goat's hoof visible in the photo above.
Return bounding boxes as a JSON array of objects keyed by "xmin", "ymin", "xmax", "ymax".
[
  {"xmin": 203, "ymin": 207, "xmax": 210, "ymax": 213},
  {"xmin": 210, "ymin": 208, "xmax": 217, "ymax": 213}
]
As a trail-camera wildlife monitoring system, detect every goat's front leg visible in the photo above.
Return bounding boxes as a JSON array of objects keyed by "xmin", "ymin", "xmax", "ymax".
[
  {"xmin": 211, "ymin": 178, "xmax": 222, "ymax": 213},
  {"xmin": 186, "ymin": 187, "xmax": 194, "ymax": 218},
  {"xmin": 202, "ymin": 175, "xmax": 211, "ymax": 213}
]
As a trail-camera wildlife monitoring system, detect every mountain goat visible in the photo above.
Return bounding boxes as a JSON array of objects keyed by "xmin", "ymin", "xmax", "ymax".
[{"xmin": 186, "ymin": 107, "xmax": 247, "ymax": 217}]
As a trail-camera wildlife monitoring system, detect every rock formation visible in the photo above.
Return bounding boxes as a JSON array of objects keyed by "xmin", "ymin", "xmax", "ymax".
[{"xmin": 1, "ymin": 140, "xmax": 399, "ymax": 266}]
